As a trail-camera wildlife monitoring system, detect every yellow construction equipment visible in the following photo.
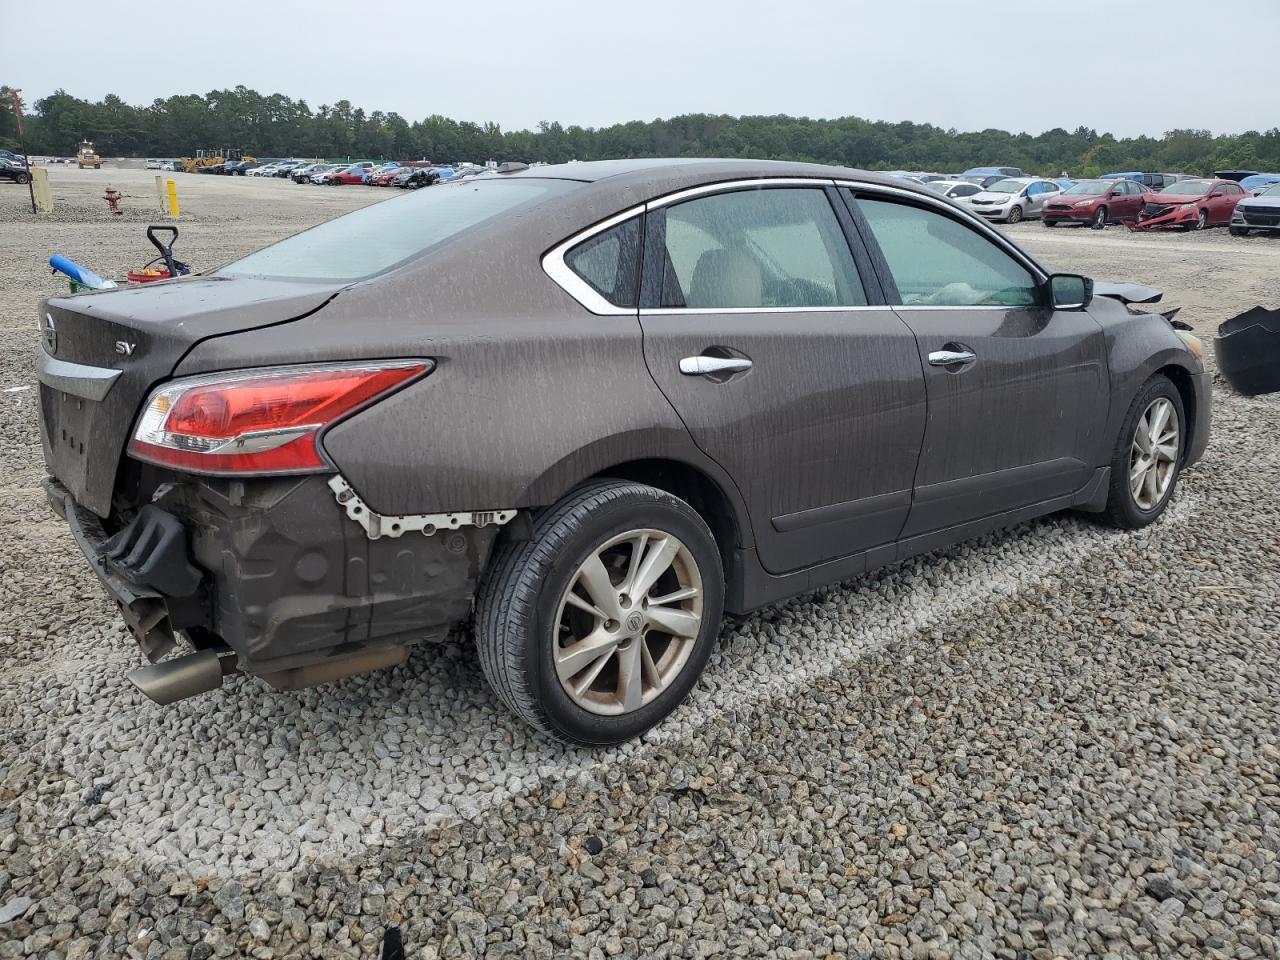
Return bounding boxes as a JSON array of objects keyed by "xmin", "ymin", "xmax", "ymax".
[
  {"xmin": 77, "ymin": 139, "xmax": 101, "ymax": 170},
  {"xmin": 178, "ymin": 148, "xmax": 254, "ymax": 173}
]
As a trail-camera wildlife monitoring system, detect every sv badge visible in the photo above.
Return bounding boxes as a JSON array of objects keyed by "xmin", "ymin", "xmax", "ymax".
[{"xmin": 114, "ymin": 341, "xmax": 136, "ymax": 356}]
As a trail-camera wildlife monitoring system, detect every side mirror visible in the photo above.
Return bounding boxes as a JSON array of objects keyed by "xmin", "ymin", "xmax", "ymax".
[{"xmin": 1049, "ymin": 274, "xmax": 1093, "ymax": 310}]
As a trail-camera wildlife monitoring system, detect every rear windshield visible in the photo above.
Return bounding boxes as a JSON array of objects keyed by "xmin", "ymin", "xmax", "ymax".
[{"xmin": 219, "ymin": 178, "xmax": 575, "ymax": 281}]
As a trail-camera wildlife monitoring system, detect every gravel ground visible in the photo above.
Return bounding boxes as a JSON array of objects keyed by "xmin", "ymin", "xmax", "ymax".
[{"xmin": 2, "ymin": 168, "xmax": 1280, "ymax": 959}]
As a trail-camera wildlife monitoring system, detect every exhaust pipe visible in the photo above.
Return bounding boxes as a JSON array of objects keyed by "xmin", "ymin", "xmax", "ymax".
[{"xmin": 128, "ymin": 649, "xmax": 238, "ymax": 705}]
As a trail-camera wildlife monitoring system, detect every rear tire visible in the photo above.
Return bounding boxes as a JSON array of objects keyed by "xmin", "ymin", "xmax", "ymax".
[
  {"xmin": 1101, "ymin": 375, "xmax": 1185, "ymax": 530},
  {"xmin": 475, "ymin": 480, "xmax": 724, "ymax": 745}
]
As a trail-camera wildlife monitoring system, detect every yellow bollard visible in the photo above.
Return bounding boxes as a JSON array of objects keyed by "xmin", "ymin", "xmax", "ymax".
[{"xmin": 166, "ymin": 179, "xmax": 180, "ymax": 217}]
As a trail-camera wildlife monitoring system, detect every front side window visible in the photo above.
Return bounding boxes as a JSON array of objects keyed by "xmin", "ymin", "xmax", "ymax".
[
  {"xmin": 564, "ymin": 217, "xmax": 642, "ymax": 308},
  {"xmin": 657, "ymin": 187, "xmax": 866, "ymax": 309},
  {"xmin": 856, "ymin": 196, "xmax": 1040, "ymax": 307}
]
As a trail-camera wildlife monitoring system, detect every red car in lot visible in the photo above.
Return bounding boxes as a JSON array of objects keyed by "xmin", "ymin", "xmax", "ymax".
[
  {"xmin": 1130, "ymin": 179, "xmax": 1248, "ymax": 231},
  {"xmin": 322, "ymin": 162, "xmax": 375, "ymax": 185},
  {"xmin": 1042, "ymin": 179, "xmax": 1146, "ymax": 228}
]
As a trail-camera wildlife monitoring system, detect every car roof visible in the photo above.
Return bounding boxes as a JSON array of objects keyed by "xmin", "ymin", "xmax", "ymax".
[{"xmin": 496, "ymin": 157, "xmax": 910, "ymax": 191}]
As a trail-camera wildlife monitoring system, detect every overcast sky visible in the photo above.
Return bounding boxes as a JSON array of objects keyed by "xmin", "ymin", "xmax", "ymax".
[{"xmin": 3, "ymin": 0, "xmax": 1275, "ymax": 139}]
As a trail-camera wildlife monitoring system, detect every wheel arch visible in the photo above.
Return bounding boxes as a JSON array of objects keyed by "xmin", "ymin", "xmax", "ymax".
[{"xmin": 1156, "ymin": 363, "xmax": 1199, "ymax": 464}]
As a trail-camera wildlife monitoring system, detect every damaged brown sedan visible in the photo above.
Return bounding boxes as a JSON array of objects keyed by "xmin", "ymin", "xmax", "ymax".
[{"xmin": 37, "ymin": 159, "xmax": 1211, "ymax": 744}]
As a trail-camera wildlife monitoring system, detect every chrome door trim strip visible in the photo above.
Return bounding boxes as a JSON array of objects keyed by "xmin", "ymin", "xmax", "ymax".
[
  {"xmin": 541, "ymin": 202, "xmax": 646, "ymax": 317},
  {"xmin": 36, "ymin": 350, "xmax": 122, "ymax": 402}
]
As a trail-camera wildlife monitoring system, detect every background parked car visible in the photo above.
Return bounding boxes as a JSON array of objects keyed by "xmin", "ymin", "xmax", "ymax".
[
  {"xmin": 324, "ymin": 163, "xmax": 375, "ymax": 185},
  {"xmin": 289, "ymin": 163, "xmax": 328, "ymax": 182},
  {"xmin": 963, "ymin": 177, "xmax": 1062, "ymax": 223},
  {"xmin": 1241, "ymin": 173, "xmax": 1280, "ymax": 195},
  {"xmin": 924, "ymin": 179, "xmax": 983, "ymax": 201},
  {"xmin": 0, "ymin": 158, "xmax": 32, "ymax": 184},
  {"xmin": 309, "ymin": 164, "xmax": 344, "ymax": 183},
  {"xmin": 1230, "ymin": 183, "xmax": 1280, "ymax": 236},
  {"xmin": 1136, "ymin": 179, "xmax": 1248, "ymax": 230},
  {"xmin": 1043, "ymin": 178, "xmax": 1146, "ymax": 228},
  {"xmin": 961, "ymin": 165, "xmax": 1026, "ymax": 181}
]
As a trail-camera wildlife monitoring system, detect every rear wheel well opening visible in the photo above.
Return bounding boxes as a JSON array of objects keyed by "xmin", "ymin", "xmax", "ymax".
[
  {"xmin": 585, "ymin": 459, "xmax": 742, "ymax": 574},
  {"xmin": 1157, "ymin": 364, "xmax": 1197, "ymax": 462}
]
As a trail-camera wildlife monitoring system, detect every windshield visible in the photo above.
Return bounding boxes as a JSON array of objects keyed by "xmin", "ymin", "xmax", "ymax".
[
  {"xmin": 1064, "ymin": 180, "xmax": 1108, "ymax": 195},
  {"xmin": 925, "ymin": 181, "xmax": 952, "ymax": 194},
  {"xmin": 1261, "ymin": 185, "xmax": 1280, "ymax": 198},
  {"xmin": 986, "ymin": 179, "xmax": 1023, "ymax": 194},
  {"xmin": 1160, "ymin": 180, "xmax": 1213, "ymax": 196},
  {"xmin": 219, "ymin": 178, "xmax": 574, "ymax": 282}
]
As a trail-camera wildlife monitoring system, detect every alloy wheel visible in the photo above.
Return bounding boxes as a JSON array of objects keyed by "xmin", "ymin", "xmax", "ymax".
[
  {"xmin": 1007, "ymin": 205, "xmax": 1023, "ymax": 224},
  {"xmin": 553, "ymin": 529, "xmax": 704, "ymax": 716},
  {"xmin": 1196, "ymin": 209, "xmax": 1208, "ymax": 230},
  {"xmin": 1129, "ymin": 397, "xmax": 1180, "ymax": 510},
  {"xmin": 1093, "ymin": 207, "xmax": 1107, "ymax": 228}
]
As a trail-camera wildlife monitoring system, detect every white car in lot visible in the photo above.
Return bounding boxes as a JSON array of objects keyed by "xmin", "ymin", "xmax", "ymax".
[
  {"xmin": 924, "ymin": 179, "xmax": 985, "ymax": 202},
  {"xmin": 246, "ymin": 163, "xmax": 283, "ymax": 178},
  {"xmin": 962, "ymin": 177, "xmax": 1063, "ymax": 224}
]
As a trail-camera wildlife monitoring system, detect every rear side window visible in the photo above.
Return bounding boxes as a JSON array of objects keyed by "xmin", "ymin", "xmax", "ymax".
[
  {"xmin": 220, "ymin": 178, "xmax": 575, "ymax": 282},
  {"xmin": 658, "ymin": 187, "xmax": 866, "ymax": 309},
  {"xmin": 855, "ymin": 196, "xmax": 1039, "ymax": 307},
  {"xmin": 564, "ymin": 217, "xmax": 642, "ymax": 308}
]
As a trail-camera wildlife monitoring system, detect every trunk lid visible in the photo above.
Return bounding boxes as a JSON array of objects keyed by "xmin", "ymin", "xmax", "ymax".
[{"xmin": 37, "ymin": 275, "xmax": 344, "ymax": 516}]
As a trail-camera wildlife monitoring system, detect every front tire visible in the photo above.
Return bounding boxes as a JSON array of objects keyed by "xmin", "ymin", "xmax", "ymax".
[
  {"xmin": 1229, "ymin": 226, "xmax": 1249, "ymax": 237},
  {"xmin": 1007, "ymin": 204, "xmax": 1024, "ymax": 224},
  {"xmin": 1194, "ymin": 209, "xmax": 1209, "ymax": 230},
  {"xmin": 1092, "ymin": 206, "xmax": 1108, "ymax": 228},
  {"xmin": 475, "ymin": 480, "xmax": 724, "ymax": 745},
  {"xmin": 1102, "ymin": 375, "xmax": 1185, "ymax": 530}
]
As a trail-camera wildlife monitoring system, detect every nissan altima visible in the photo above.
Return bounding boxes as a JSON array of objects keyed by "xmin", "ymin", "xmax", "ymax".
[{"xmin": 35, "ymin": 159, "xmax": 1210, "ymax": 744}]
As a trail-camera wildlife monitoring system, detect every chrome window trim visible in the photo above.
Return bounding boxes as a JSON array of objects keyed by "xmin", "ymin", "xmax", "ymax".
[
  {"xmin": 640, "ymin": 305, "xmax": 886, "ymax": 316},
  {"xmin": 543, "ymin": 175, "xmax": 1051, "ymax": 316},
  {"xmin": 644, "ymin": 176, "xmax": 837, "ymax": 209},
  {"xmin": 832, "ymin": 179, "xmax": 1051, "ymax": 284},
  {"xmin": 541, "ymin": 202, "xmax": 646, "ymax": 317}
]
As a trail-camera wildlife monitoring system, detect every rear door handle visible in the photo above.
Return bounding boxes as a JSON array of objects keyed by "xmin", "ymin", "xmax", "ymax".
[
  {"xmin": 928, "ymin": 349, "xmax": 977, "ymax": 367},
  {"xmin": 679, "ymin": 356, "xmax": 753, "ymax": 376}
]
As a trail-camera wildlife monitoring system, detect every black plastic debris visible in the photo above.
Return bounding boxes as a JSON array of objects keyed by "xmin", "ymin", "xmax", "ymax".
[
  {"xmin": 583, "ymin": 836, "xmax": 604, "ymax": 856},
  {"xmin": 1215, "ymin": 306, "xmax": 1280, "ymax": 396},
  {"xmin": 380, "ymin": 927, "xmax": 405, "ymax": 960}
]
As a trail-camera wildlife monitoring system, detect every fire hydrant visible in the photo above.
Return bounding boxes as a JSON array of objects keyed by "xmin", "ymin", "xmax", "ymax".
[{"xmin": 103, "ymin": 186, "xmax": 123, "ymax": 215}]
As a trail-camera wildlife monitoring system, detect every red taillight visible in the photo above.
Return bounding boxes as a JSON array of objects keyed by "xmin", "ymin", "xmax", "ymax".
[{"xmin": 128, "ymin": 361, "xmax": 431, "ymax": 475}]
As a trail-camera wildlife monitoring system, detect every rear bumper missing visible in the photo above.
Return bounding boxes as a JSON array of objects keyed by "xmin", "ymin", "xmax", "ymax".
[{"xmin": 46, "ymin": 474, "xmax": 503, "ymax": 680}]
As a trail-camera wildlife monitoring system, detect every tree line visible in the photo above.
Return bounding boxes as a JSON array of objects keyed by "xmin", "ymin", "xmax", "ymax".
[{"xmin": 3, "ymin": 85, "xmax": 1277, "ymax": 178}]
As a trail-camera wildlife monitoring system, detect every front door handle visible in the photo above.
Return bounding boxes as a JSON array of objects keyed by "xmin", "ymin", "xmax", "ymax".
[
  {"xmin": 679, "ymin": 356, "xmax": 753, "ymax": 376},
  {"xmin": 928, "ymin": 349, "xmax": 977, "ymax": 367}
]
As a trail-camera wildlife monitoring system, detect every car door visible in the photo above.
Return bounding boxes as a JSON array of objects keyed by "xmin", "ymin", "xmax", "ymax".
[
  {"xmin": 1121, "ymin": 181, "xmax": 1145, "ymax": 219},
  {"xmin": 637, "ymin": 181, "xmax": 928, "ymax": 574},
  {"xmin": 1214, "ymin": 183, "xmax": 1243, "ymax": 224},
  {"xmin": 1024, "ymin": 181, "xmax": 1047, "ymax": 215},
  {"xmin": 844, "ymin": 189, "xmax": 1109, "ymax": 538}
]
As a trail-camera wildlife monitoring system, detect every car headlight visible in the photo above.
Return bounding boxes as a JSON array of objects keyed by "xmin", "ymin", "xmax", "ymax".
[
  {"xmin": 1181, "ymin": 202, "xmax": 1199, "ymax": 210},
  {"xmin": 1176, "ymin": 331, "xmax": 1204, "ymax": 359},
  {"xmin": 1073, "ymin": 200, "xmax": 1094, "ymax": 207}
]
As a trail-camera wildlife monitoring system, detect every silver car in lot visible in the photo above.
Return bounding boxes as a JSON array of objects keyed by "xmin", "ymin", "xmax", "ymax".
[
  {"xmin": 1231, "ymin": 183, "xmax": 1280, "ymax": 236},
  {"xmin": 963, "ymin": 177, "xmax": 1063, "ymax": 224},
  {"xmin": 924, "ymin": 179, "xmax": 984, "ymax": 201}
]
